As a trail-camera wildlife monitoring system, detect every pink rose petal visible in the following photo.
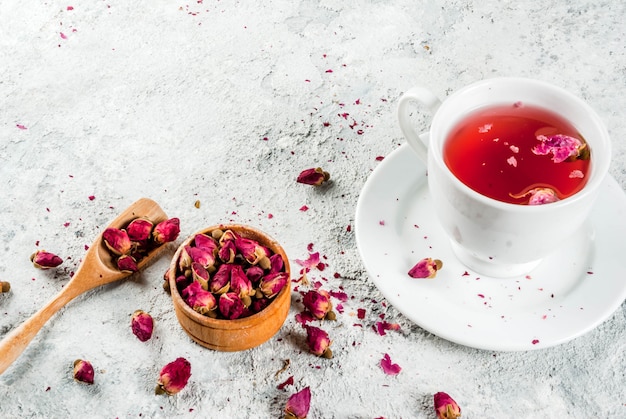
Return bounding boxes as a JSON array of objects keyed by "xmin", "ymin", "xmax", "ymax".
[
  {"xmin": 380, "ymin": 353, "xmax": 401, "ymax": 375},
  {"xmin": 376, "ymin": 321, "xmax": 401, "ymax": 336}
]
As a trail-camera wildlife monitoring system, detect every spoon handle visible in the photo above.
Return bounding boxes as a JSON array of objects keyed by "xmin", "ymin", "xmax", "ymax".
[{"xmin": 0, "ymin": 280, "xmax": 85, "ymax": 375}]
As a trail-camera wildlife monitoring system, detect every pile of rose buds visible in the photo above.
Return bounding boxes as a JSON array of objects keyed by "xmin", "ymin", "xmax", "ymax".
[
  {"xmin": 102, "ymin": 217, "xmax": 180, "ymax": 272},
  {"xmin": 170, "ymin": 227, "xmax": 289, "ymax": 320}
]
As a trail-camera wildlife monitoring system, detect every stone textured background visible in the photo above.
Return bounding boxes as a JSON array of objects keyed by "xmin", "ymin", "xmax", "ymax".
[{"xmin": 1, "ymin": 0, "xmax": 624, "ymax": 417}]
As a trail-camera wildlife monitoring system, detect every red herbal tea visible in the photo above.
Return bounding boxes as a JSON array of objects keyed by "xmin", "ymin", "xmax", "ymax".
[{"xmin": 443, "ymin": 103, "xmax": 591, "ymax": 205}]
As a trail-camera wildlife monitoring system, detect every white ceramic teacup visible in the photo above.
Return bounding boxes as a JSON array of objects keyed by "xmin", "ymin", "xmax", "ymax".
[{"xmin": 397, "ymin": 77, "xmax": 611, "ymax": 277}]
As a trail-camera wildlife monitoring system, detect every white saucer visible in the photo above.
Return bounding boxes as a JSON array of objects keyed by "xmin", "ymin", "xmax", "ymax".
[{"xmin": 355, "ymin": 143, "xmax": 626, "ymax": 351}]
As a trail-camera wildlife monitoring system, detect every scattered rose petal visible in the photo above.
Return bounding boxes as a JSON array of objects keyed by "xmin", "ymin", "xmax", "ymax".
[
  {"xmin": 277, "ymin": 375, "xmax": 294, "ymax": 390},
  {"xmin": 295, "ymin": 252, "xmax": 320, "ymax": 270},
  {"xmin": 357, "ymin": 308, "xmax": 366, "ymax": 319},
  {"xmin": 478, "ymin": 123, "xmax": 492, "ymax": 133},
  {"xmin": 408, "ymin": 258, "xmax": 443, "ymax": 279},
  {"xmin": 295, "ymin": 311, "xmax": 316, "ymax": 325},
  {"xmin": 434, "ymin": 392, "xmax": 461, "ymax": 419},
  {"xmin": 299, "ymin": 205, "xmax": 309, "ymax": 212},
  {"xmin": 376, "ymin": 321, "xmax": 401, "ymax": 336},
  {"xmin": 16, "ymin": 124, "xmax": 27, "ymax": 130},
  {"xmin": 532, "ymin": 339, "xmax": 540, "ymax": 345},
  {"xmin": 569, "ymin": 169, "xmax": 584, "ymax": 178},
  {"xmin": 506, "ymin": 156, "xmax": 517, "ymax": 167},
  {"xmin": 380, "ymin": 353, "xmax": 401, "ymax": 375},
  {"xmin": 285, "ymin": 387, "xmax": 311, "ymax": 419},
  {"xmin": 328, "ymin": 290, "xmax": 348, "ymax": 302}
]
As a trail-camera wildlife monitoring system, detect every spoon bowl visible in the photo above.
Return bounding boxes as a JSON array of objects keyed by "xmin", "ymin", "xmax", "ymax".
[{"xmin": 0, "ymin": 198, "xmax": 169, "ymax": 375}]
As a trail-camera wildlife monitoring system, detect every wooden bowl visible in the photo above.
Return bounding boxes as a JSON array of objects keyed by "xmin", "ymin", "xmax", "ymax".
[{"xmin": 167, "ymin": 224, "xmax": 291, "ymax": 351}]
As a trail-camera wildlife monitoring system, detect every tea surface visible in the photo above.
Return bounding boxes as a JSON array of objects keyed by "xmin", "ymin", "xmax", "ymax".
[{"xmin": 443, "ymin": 103, "xmax": 590, "ymax": 204}]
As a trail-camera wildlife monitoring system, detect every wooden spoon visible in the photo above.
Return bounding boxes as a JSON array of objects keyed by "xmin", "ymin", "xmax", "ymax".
[{"xmin": 0, "ymin": 198, "xmax": 169, "ymax": 375}]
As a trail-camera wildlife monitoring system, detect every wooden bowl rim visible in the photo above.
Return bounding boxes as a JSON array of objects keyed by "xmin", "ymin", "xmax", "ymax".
[{"xmin": 168, "ymin": 223, "xmax": 291, "ymax": 327}]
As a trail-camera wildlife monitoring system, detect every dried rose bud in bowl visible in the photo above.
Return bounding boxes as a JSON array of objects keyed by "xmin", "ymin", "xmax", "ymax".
[{"xmin": 167, "ymin": 224, "xmax": 291, "ymax": 351}]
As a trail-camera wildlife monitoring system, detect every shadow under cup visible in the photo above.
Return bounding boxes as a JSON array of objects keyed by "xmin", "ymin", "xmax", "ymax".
[{"xmin": 425, "ymin": 78, "xmax": 612, "ymax": 278}]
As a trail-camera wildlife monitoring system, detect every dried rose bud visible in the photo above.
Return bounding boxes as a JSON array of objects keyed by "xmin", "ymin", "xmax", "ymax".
[
  {"xmin": 194, "ymin": 233, "xmax": 218, "ymax": 253},
  {"xmin": 245, "ymin": 265, "xmax": 264, "ymax": 284},
  {"xmin": 528, "ymin": 188, "xmax": 559, "ymax": 205},
  {"xmin": 175, "ymin": 274, "xmax": 191, "ymax": 290},
  {"xmin": 218, "ymin": 239, "xmax": 236, "ymax": 263},
  {"xmin": 302, "ymin": 289, "xmax": 333, "ymax": 320},
  {"xmin": 191, "ymin": 262, "xmax": 210, "ymax": 290},
  {"xmin": 408, "ymin": 257, "xmax": 443, "ymax": 279},
  {"xmin": 218, "ymin": 292, "xmax": 246, "ymax": 319},
  {"xmin": 235, "ymin": 237, "xmax": 270, "ymax": 266},
  {"xmin": 434, "ymin": 392, "xmax": 461, "ymax": 419},
  {"xmin": 152, "ymin": 218, "xmax": 180, "ymax": 244},
  {"xmin": 284, "ymin": 386, "xmax": 311, "ymax": 419},
  {"xmin": 177, "ymin": 246, "xmax": 194, "ymax": 271},
  {"xmin": 218, "ymin": 229, "xmax": 238, "ymax": 245},
  {"xmin": 182, "ymin": 281, "xmax": 216, "ymax": 315},
  {"xmin": 155, "ymin": 357, "xmax": 191, "ymax": 396},
  {"xmin": 209, "ymin": 263, "xmax": 232, "ymax": 294},
  {"xmin": 305, "ymin": 325, "xmax": 332, "ymax": 358},
  {"xmin": 0, "ymin": 281, "xmax": 10, "ymax": 293},
  {"xmin": 259, "ymin": 272, "xmax": 288, "ymax": 298},
  {"xmin": 186, "ymin": 244, "xmax": 217, "ymax": 269},
  {"xmin": 126, "ymin": 218, "xmax": 154, "ymax": 242},
  {"xmin": 30, "ymin": 250, "xmax": 63, "ymax": 269},
  {"xmin": 250, "ymin": 297, "xmax": 270, "ymax": 313},
  {"xmin": 269, "ymin": 253, "xmax": 284, "ymax": 274},
  {"xmin": 131, "ymin": 309, "xmax": 154, "ymax": 342},
  {"xmin": 229, "ymin": 265, "xmax": 254, "ymax": 298},
  {"xmin": 102, "ymin": 228, "xmax": 132, "ymax": 256},
  {"xmin": 73, "ymin": 359, "xmax": 95, "ymax": 385},
  {"xmin": 297, "ymin": 167, "xmax": 330, "ymax": 186},
  {"xmin": 116, "ymin": 254, "xmax": 139, "ymax": 273}
]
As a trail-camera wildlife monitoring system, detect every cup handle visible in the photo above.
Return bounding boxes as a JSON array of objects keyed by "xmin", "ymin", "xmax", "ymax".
[{"xmin": 397, "ymin": 86, "xmax": 442, "ymax": 162}]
